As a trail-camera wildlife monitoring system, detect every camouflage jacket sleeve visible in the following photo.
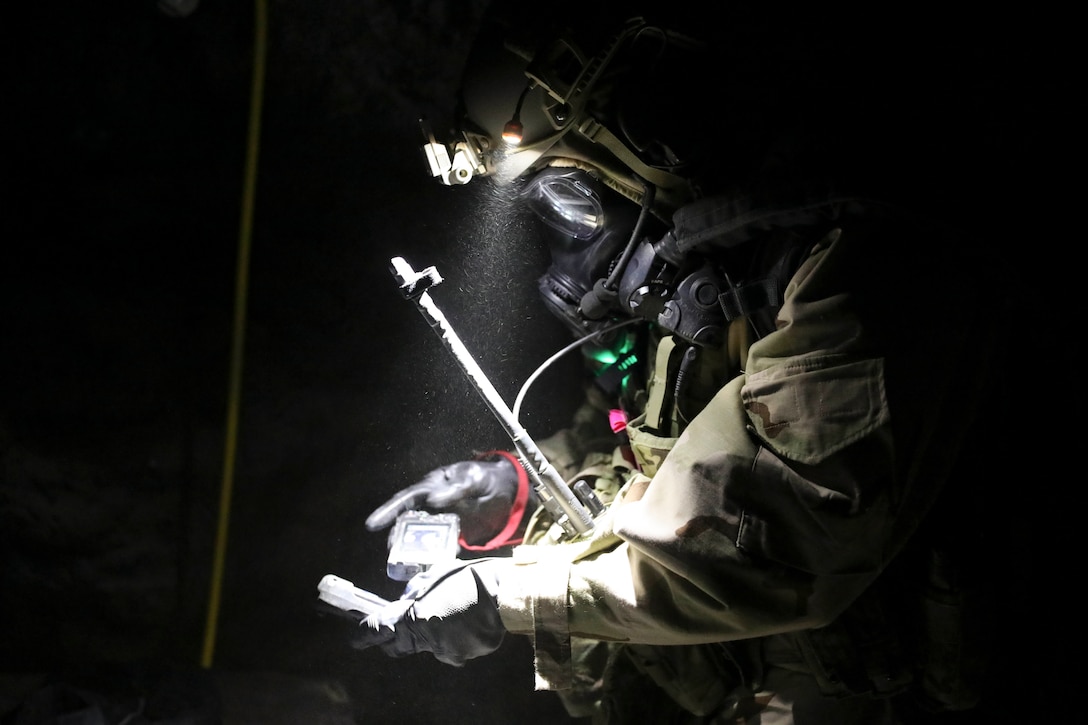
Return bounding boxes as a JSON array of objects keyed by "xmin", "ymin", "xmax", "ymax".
[{"xmin": 495, "ymin": 220, "xmax": 991, "ymax": 690}]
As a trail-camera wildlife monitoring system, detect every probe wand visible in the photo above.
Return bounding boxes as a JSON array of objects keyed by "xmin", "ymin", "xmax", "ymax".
[{"xmin": 390, "ymin": 256, "xmax": 595, "ymax": 537}]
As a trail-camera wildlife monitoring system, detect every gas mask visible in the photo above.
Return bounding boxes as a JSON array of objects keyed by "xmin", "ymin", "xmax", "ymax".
[
  {"xmin": 523, "ymin": 167, "xmax": 646, "ymax": 338},
  {"xmin": 522, "ymin": 166, "xmax": 733, "ymax": 350}
]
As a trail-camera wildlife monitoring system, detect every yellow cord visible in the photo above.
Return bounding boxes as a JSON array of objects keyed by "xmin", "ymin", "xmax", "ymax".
[{"xmin": 201, "ymin": 0, "xmax": 267, "ymax": 669}]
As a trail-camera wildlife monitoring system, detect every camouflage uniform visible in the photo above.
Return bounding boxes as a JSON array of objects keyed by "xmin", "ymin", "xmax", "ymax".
[{"xmin": 495, "ymin": 197, "xmax": 1000, "ymax": 723}]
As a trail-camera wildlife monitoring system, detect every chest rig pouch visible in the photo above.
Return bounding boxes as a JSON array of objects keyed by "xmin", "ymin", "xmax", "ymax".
[{"xmin": 621, "ymin": 195, "xmax": 862, "ymax": 473}]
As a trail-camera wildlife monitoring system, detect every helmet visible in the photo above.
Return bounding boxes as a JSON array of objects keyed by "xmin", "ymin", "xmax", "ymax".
[
  {"xmin": 423, "ymin": 1, "xmax": 938, "ymax": 209},
  {"xmin": 422, "ymin": 1, "xmax": 725, "ymax": 221}
]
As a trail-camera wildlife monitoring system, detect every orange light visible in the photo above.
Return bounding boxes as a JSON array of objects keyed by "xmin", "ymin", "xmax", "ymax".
[{"xmin": 502, "ymin": 119, "xmax": 524, "ymax": 145}]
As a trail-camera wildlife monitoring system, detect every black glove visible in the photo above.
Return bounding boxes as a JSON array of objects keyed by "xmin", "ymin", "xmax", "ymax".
[
  {"xmin": 365, "ymin": 455, "xmax": 529, "ymax": 548},
  {"xmin": 352, "ymin": 559, "xmax": 507, "ymax": 666}
]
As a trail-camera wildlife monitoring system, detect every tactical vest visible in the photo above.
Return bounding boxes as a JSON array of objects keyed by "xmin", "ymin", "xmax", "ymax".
[
  {"xmin": 536, "ymin": 196, "xmax": 998, "ymax": 719},
  {"xmin": 611, "ymin": 197, "xmax": 994, "ymax": 716}
]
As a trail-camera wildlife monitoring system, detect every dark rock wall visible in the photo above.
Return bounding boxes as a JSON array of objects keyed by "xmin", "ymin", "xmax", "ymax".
[{"xmin": 3, "ymin": 1, "xmax": 581, "ymax": 722}]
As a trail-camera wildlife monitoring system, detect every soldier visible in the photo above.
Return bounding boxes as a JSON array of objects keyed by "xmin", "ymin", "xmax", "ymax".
[{"xmin": 349, "ymin": 2, "xmax": 1014, "ymax": 722}]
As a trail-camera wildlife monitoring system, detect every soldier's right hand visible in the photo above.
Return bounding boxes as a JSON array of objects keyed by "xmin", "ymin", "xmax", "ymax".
[{"xmin": 365, "ymin": 457, "xmax": 530, "ymax": 549}]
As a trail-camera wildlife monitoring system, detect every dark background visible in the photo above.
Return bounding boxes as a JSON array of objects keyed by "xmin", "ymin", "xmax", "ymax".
[
  {"xmin": 0, "ymin": 1, "xmax": 1067, "ymax": 723},
  {"xmin": 3, "ymin": 1, "xmax": 582, "ymax": 722}
]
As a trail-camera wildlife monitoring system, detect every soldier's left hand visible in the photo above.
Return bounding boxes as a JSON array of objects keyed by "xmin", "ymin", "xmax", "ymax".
[{"xmin": 352, "ymin": 559, "xmax": 508, "ymax": 666}]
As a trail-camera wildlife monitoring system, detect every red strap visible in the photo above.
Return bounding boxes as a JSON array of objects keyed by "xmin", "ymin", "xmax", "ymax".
[{"xmin": 458, "ymin": 450, "xmax": 529, "ymax": 551}]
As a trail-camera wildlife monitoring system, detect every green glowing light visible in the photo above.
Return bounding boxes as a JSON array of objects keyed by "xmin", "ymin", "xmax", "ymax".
[
  {"xmin": 588, "ymin": 329, "xmax": 636, "ymax": 365},
  {"xmin": 591, "ymin": 348, "xmax": 618, "ymax": 365}
]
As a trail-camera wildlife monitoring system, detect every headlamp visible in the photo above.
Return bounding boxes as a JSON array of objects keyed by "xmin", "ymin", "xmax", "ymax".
[
  {"xmin": 421, "ymin": 119, "xmax": 542, "ymax": 186},
  {"xmin": 521, "ymin": 169, "xmax": 604, "ymax": 240},
  {"xmin": 421, "ymin": 120, "xmax": 488, "ymax": 186}
]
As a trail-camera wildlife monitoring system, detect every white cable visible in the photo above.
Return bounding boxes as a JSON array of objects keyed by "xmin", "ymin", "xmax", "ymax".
[{"xmin": 513, "ymin": 317, "xmax": 640, "ymax": 422}]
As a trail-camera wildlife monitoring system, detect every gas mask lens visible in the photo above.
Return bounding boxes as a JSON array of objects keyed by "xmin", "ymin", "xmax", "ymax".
[{"xmin": 522, "ymin": 170, "xmax": 604, "ymax": 240}]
